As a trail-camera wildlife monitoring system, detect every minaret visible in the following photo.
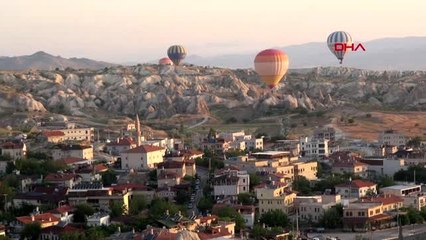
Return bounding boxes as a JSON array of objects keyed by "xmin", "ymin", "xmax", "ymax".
[{"xmin": 135, "ymin": 114, "xmax": 142, "ymax": 146}]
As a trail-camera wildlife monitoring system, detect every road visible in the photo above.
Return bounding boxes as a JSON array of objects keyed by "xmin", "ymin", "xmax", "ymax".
[
  {"xmin": 187, "ymin": 166, "xmax": 209, "ymax": 216},
  {"xmin": 188, "ymin": 115, "xmax": 209, "ymax": 129},
  {"xmin": 308, "ymin": 224, "xmax": 426, "ymax": 240}
]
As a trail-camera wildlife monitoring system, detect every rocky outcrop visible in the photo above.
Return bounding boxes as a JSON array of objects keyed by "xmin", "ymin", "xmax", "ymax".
[{"xmin": 0, "ymin": 65, "xmax": 425, "ymax": 118}]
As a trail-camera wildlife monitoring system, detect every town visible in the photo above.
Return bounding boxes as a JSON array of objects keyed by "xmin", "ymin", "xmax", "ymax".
[{"xmin": 0, "ymin": 114, "xmax": 425, "ymax": 240}]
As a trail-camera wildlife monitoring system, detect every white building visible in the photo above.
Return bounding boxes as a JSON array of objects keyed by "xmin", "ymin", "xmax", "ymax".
[
  {"xmin": 296, "ymin": 195, "xmax": 341, "ymax": 223},
  {"xmin": 87, "ymin": 212, "xmax": 110, "ymax": 227},
  {"xmin": 300, "ymin": 137, "xmax": 330, "ymax": 158},
  {"xmin": 380, "ymin": 184, "xmax": 421, "ymax": 197},
  {"xmin": 378, "ymin": 130, "xmax": 406, "ymax": 147},
  {"xmin": 120, "ymin": 145, "xmax": 166, "ymax": 170},
  {"xmin": 218, "ymin": 131, "xmax": 264, "ymax": 151},
  {"xmin": 212, "ymin": 169, "xmax": 249, "ymax": 198},
  {"xmin": 335, "ymin": 180, "xmax": 377, "ymax": 199},
  {"xmin": 360, "ymin": 157, "xmax": 406, "ymax": 177}
]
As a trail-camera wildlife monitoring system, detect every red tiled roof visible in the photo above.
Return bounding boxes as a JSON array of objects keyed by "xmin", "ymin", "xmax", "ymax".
[
  {"xmin": 336, "ymin": 179, "xmax": 376, "ymax": 189},
  {"xmin": 333, "ymin": 161, "xmax": 367, "ymax": 168},
  {"xmin": 43, "ymin": 130, "xmax": 65, "ymax": 137},
  {"xmin": 49, "ymin": 205, "xmax": 75, "ymax": 214},
  {"xmin": 2, "ymin": 141, "xmax": 24, "ymax": 149},
  {"xmin": 94, "ymin": 164, "xmax": 108, "ymax": 172},
  {"xmin": 111, "ymin": 183, "xmax": 147, "ymax": 192},
  {"xmin": 61, "ymin": 157, "xmax": 88, "ymax": 165},
  {"xmin": 123, "ymin": 145, "xmax": 165, "ymax": 153},
  {"xmin": 158, "ymin": 161, "xmax": 185, "ymax": 169},
  {"xmin": 45, "ymin": 173, "xmax": 76, "ymax": 182},
  {"xmin": 362, "ymin": 195, "xmax": 403, "ymax": 205},
  {"xmin": 198, "ymin": 226, "xmax": 232, "ymax": 240},
  {"xmin": 16, "ymin": 213, "xmax": 60, "ymax": 225},
  {"xmin": 41, "ymin": 225, "xmax": 83, "ymax": 235}
]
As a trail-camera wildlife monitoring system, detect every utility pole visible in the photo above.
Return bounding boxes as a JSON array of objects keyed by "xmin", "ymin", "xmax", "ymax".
[
  {"xmin": 296, "ymin": 209, "xmax": 299, "ymax": 239},
  {"xmin": 414, "ymin": 169, "xmax": 416, "ymax": 184}
]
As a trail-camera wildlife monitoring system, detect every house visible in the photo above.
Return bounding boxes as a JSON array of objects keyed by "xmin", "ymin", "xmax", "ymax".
[
  {"xmin": 61, "ymin": 157, "xmax": 92, "ymax": 167},
  {"xmin": 332, "ymin": 161, "xmax": 368, "ymax": 178},
  {"xmin": 157, "ymin": 172, "xmax": 182, "ymax": 188},
  {"xmin": 403, "ymin": 193, "xmax": 426, "ymax": 210},
  {"xmin": 44, "ymin": 173, "xmax": 81, "ymax": 188},
  {"xmin": 293, "ymin": 161, "xmax": 318, "ymax": 180},
  {"xmin": 296, "ymin": 195, "xmax": 341, "ymax": 223},
  {"xmin": 359, "ymin": 157, "xmax": 406, "ymax": 177},
  {"xmin": 378, "ymin": 130, "xmax": 406, "ymax": 147},
  {"xmin": 157, "ymin": 161, "xmax": 186, "ymax": 178},
  {"xmin": 380, "ymin": 184, "xmax": 421, "ymax": 197},
  {"xmin": 13, "ymin": 186, "xmax": 68, "ymax": 207},
  {"xmin": 87, "ymin": 212, "xmax": 110, "ymax": 227},
  {"xmin": 49, "ymin": 205, "xmax": 75, "ymax": 224},
  {"xmin": 51, "ymin": 144, "xmax": 93, "ymax": 160},
  {"xmin": 1, "ymin": 141, "xmax": 27, "ymax": 160},
  {"xmin": 201, "ymin": 138, "xmax": 230, "ymax": 154},
  {"xmin": 255, "ymin": 181, "xmax": 296, "ymax": 215},
  {"xmin": 106, "ymin": 137, "xmax": 137, "ymax": 155},
  {"xmin": 43, "ymin": 126, "xmax": 94, "ymax": 143},
  {"xmin": 213, "ymin": 204, "xmax": 255, "ymax": 228},
  {"xmin": 112, "ymin": 184, "xmax": 155, "ymax": 203},
  {"xmin": 335, "ymin": 180, "xmax": 377, "ymax": 199},
  {"xmin": 120, "ymin": 145, "xmax": 166, "ymax": 170},
  {"xmin": 67, "ymin": 182, "xmax": 130, "ymax": 213},
  {"xmin": 361, "ymin": 195, "xmax": 404, "ymax": 212},
  {"xmin": 299, "ymin": 137, "xmax": 330, "ymax": 158},
  {"xmin": 40, "ymin": 225, "xmax": 83, "ymax": 240},
  {"xmin": 342, "ymin": 202, "xmax": 394, "ymax": 232},
  {"xmin": 212, "ymin": 169, "xmax": 249, "ymax": 199},
  {"xmin": 16, "ymin": 213, "xmax": 60, "ymax": 229}
]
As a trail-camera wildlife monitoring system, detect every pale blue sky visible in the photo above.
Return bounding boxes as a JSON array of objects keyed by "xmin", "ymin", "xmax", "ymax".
[{"xmin": 0, "ymin": 0, "xmax": 425, "ymax": 62}]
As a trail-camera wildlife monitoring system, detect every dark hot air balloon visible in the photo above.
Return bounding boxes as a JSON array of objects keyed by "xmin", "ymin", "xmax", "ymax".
[{"xmin": 167, "ymin": 45, "xmax": 187, "ymax": 65}]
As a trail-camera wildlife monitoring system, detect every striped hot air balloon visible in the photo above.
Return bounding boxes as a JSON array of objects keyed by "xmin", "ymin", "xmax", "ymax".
[
  {"xmin": 167, "ymin": 45, "xmax": 187, "ymax": 65},
  {"xmin": 327, "ymin": 31, "xmax": 352, "ymax": 64},
  {"xmin": 254, "ymin": 49, "xmax": 289, "ymax": 89},
  {"xmin": 159, "ymin": 57, "xmax": 173, "ymax": 66}
]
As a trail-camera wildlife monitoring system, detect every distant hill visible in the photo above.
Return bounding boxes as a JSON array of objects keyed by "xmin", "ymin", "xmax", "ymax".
[
  {"xmin": 186, "ymin": 36, "xmax": 426, "ymax": 71},
  {"xmin": 0, "ymin": 51, "xmax": 116, "ymax": 71}
]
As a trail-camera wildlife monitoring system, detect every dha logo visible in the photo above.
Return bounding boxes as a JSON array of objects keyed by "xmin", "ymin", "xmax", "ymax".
[{"xmin": 334, "ymin": 43, "xmax": 366, "ymax": 52}]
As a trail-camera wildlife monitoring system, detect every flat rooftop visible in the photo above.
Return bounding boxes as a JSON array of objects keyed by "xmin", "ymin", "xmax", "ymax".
[
  {"xmin": 381, "ymin": 185, "xmax": 421, "ymax": 190},
  {"xmin": 251, "ymin": 151, "xmax": 290, "ymax": 156},
  {"xmin": 345, "ymin": 202, "xmax": 381, "ymax": 209}
]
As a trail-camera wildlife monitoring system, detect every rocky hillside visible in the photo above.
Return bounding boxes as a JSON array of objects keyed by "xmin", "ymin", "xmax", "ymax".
[
  {"xmin": 0, "ymin": 51, "xmax": 115, "ymax": 71},
  {"xmin": 0, "ymin": 65, "xmax": 425, "ymax": 119}
]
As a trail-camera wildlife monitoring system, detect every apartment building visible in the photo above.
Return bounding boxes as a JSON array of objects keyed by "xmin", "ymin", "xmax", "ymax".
[
  {"xmin": 255, "ymin": 181, "xmax": 296, "ymax": 215},
  {"xmin": 300, "ymin": 137, "xmax": 330, "ymax": 158},
  {"xmin": 212, "ymin": 169, "xmax": 249, "ymax": 198},
  {"xmin": 120, "ymin": 145, "xmax": 166, "ymax": 170},
  {"xmin": 378, "ymin": 130, "xmax": 406, "ymax": 147},
  {"xmin": 335, "ymin": 180, "xmax": 377, "ymax": 199}
]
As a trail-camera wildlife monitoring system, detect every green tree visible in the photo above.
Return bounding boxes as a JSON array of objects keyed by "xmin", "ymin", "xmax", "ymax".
[
  {"xmin": 292, "ymin": 176, "xmax": 312, "ymax": 195},
  {"xmin": 129, "ymin": 196, "xmax": 147, "ymax": 215},
  {"xmin": 110, "ymin": 201, "xmax": 126, "ymax": 217},
  {"xmin": 319, "ymin": 204, "xmax": 343, "ymax": 229},
  {"xmin": 213, "ymin": 206, "xmax": 245, "ymax": 231},
  {"xmin": 251, "ymin": 224, "xmax": 267, "ymax": 239},
  {"xmin": 407, "ymin": 136, "xmax": 422, "ymax": 148},
  {"xmin": 175, "ymin": 190, "xmax": 190, "ymax": 205},
  {"xmin": 249, "ymin": 173, "xmax": 261, "ymax": 189},
  {"xmin": 149, "ymin": 169, "xmax": 157, "ymax": 181},
  {"xmin": 20, "ymin": 223, "xmax": 41, "ymax": 240},
  {"xmin": 237, "ymin": 192, "xmax": 255, "ymax": 205},
  {"xmin": 197, "ymin": 197, "xmax": 213, "ymax": 214},
  {"xmin": 406, "ymin": 207, "xmax": 424, "ymax": 224},
  {"xmin": 73, "ymin": 204, "xmax": 95, "ymax": 223},
  {"xmin": 259, "ymin": 209, "xmax": 290, "ymax": 228},
  {"xmin": 378, "ymin": 176, "xmax": 395, "ymax": 188},
  {"xmin": 101, "ymin": 170, "xmax": 117, "ymax": 187},
  {"xmin": 149, "ymin": 198, "xmax": 179, "ymax": 218}
]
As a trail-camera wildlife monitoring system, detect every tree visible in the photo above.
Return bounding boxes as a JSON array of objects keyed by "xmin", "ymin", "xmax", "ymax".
[
  {"xmin": 319, "ymin": 204, "xmax": 343, "ymax": 229},
  {"xmin": 292, "ymin": 176, "xmax": 312, "ymax": 195},
  {"xmin": 259, "ymin": 209, "xmax": 290, "ymax": 228},
  {"xmin": 251, "ymin": 224, "xmax": 267, "ymax": 239},
  {"xmin": 249, "ymin": 173, "xmax": 261, "ymax": 189},
  {"xmin": 175, "ymin": 190, "xmax": 190, "ymax": 205},
  {"xmin": 73, "ymin": 204, "xmax": 95, "ymax": 223},
  {"xmin": 407, "ymin": 136, "xmax": 422, "ymax": 148},
  {"xmin": 149, "ymin": 169, "xmax": 157, "ymax": 181},
  {"xmin": 197, "ymin": 197, "xmax": 213, "ymax": 214},
  {"xmin": 406, "ymin": 207, "xmax": 424, "ymax": 224},
  {"xmin": 101, "ymin": 170, "xmax": 117, "ymax": 187},
  {"xmin": 149, "ymin": 198, "xmax": 179, "ymax": 218},
  {"xmin": 110, "ymin": 201, "xmax": 126, "ymax": 217},
  {"xmin": 378, "ymin": 176, "xmax": 395, "ymax": 188},
  {"xmin": 20, "ymin": 223, "xmax": 41, "ymax": 240},
  {"xmin": 129, "ymin": 196, "xmax": 147, "ymax": 215},
  {"xmin": 214, "ymin": 206, "xmax": 245, "ymax": 231},
  {"xmin": 237, "ymin": 192, "xmax": 255, "ymax": 205}
]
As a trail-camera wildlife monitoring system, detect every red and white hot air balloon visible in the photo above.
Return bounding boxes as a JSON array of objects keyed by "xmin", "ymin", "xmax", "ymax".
[
  {"xmin": 254, "ymin": 49, "xmax": 289, "ymax": 89},
  {"xmin": 159, "ymin": 57, "xmax": 173, "ymax": 66}
]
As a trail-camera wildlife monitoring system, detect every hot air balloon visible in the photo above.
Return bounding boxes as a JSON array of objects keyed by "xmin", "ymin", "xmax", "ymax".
[
  {"xmin": 254, "ymin": 49, "xmax": 289, "ymax": 89},
  {"xmin": 327, "ymin": 31, "xmax": 352, "ymax": 64},
  {"xmin": 167, "ymin": 45, "xmax": 187, "ymax": 65},
  {"xmin": 159, "ymin": 57, "xmax": 173, "ymax": 66}
]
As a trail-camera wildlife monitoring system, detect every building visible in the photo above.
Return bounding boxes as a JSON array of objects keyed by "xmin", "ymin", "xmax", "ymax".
[
  {"xmin": 342, "ymin": 202, "xmax": 393, "ymax": 232},
  {"xmin": 40, "ymin": 225, "xmax": 83, "ymax": 240},
  {"xmin": 44, "ymin": 173, "xmax": 81, "ymax": 188},
  {"xmin": 359, "ymin": 157, "xmax": 406, "ymax": 177},
  {"xmin": 335, "ymin": 180, "xmax": 377, "ymax": 199},
  {"xmin": 332, "ymin": 161, "xmax": 368, "ymax": 178},
  {"xmin": 51, "ymin": 144, "xmax": 93, "ymax": 160},
  {"xmin": 201, "ymin": 138, "xmax": 230, "ymax": 154},
  {"xmin": 361, "ymin": 195, "xmax": 404, "ymax": 212},
  {"xmin": 294, "ymin": 161, "xmax": 318, "ymax": 180},
  {"xmin": 120, "ymin": 145, "xmax": 166, "ymax": 170},
  {"xmin": 13, "ymin": 187, "xmax": 68, "ymax": 207},
  {"xmin": 42, "ymin": 126, "xmax": 94, "ymax": 143},
  {"xmin": 16, "ymin": 213, "xmax": 60, "ymax": 229},
  {"xmin": 255, "ymin": 181, "xmax": 296, "ymax": 215},
  {"xmin": 49, "ymin": 205, "xmax": 75, "ymax": 224},
  {"xmin": 313, "ymin": 127, "xmax": 337, "ymax": 141},
  {"xmin": 403, "ymin": 193, "xmax": 426, "ymax": 210},
  {"xmin": 380, "ymin": 184, "xmax": 421, "ymax": 197},
  {"xmin": 300, "ymin": 137, "xmax": 330, "ymax": 158},
  {"xmin": 87, "ymin": 212, "xmax": 111, "ymax": 227},
  {"xmin": 105, "ymin": 137, "xmax": 137, "ymax": 155},
  {"xmin": 1, "ymin": 141, "xmax": 27, "ymax": 160},
  {"xmin": 378, "ymin": 130, "xmax": 406, "ymax": 147},
  {"xmin": 157, "ymin": 172, "xmax": 182, "ymax": 188},
  {"xmin": 296, "ymin": 195, "xmax": 341, "ymax": 223},
  {"xmin": 212, "ymin": 169, "xmax": 249, "ymax": 199},
  {"xmin": 67, "ymin": 182, "xmax": 130, "ymax": 213}
]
